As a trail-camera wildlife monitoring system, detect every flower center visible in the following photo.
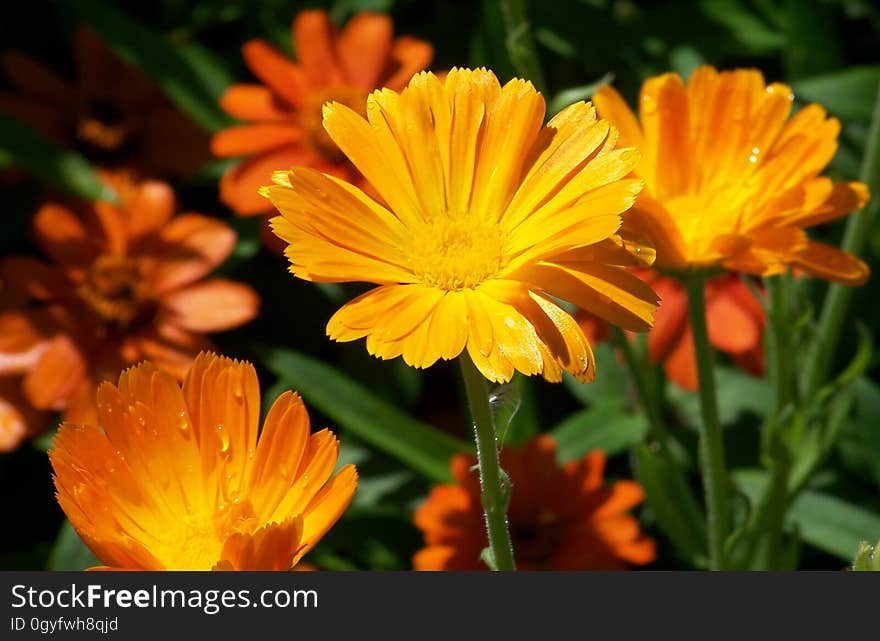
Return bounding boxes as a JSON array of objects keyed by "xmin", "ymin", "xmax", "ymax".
[
  {"xmin": 406, "ymin": 217, "xmax": 507, "ymax": 291},
  {"xmin": 76, "ymin": 255, "xmax": 152, "ymax": 329},
  {"xmin": 510, "ymin": 509, "xmax": 563, "ymax": 566},
  {"xmin": 76, "ymin": 100, "xmax": 130, "ymax": 159},
  {"xmin": 298, "ymin": 85, "xmax": 367, "ymax": 162}
]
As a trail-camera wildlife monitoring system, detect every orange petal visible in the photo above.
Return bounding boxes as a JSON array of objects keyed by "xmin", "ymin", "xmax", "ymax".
[
  {"xmin": 663, "ymin": 326, "xmax": 698, "ymax": 390},
  {"xmin": 220, "ymin": 145, "xmax": 321, "ymax": 215},
  {"xmin": 0, "ymin": 311, "xmax": 53, "ymax": 374},
  {"xmin": 706, "ymin": 288, "xmax": 761, "ymax": 354},
  {"xmin": 217, "ymin": 517, "xmax": 303, "ymax": 571},
  {"xmin": 23, "ymin": 334, "xmax": 86, "ymax": 410},
  {"xmin": 337, "ymin": 13, "xmax": 393, "ymax": 89},
  {"xmin": 161, "ymin": 279, "xmax": 259, "ymax": 333},
  {"xmin": 211, "ymin": 124, "xmax": 304, "ymax": 157},
  {"xmin": 790, "ymin": 241, "xmax": 869, "ymax": 286},
  {"xmin": 384, "ymin": 36, "xmax": 434, "ymax": 90},
  {"xmin": 592, "ymin": 84, "xmax": 645, "ymax": 151},
  {"xmin": 125, "ymin": 180, "xmax": 175, "ymax": 242},
  {"xmin": 151, "ymin": 213, "xmax": 237, "ymax": 293},
  {"xmin": 32, "ymin": 204, "xmax": 96, "ymax": 270},
  {"xmin": 219, "ymin": 83, "xmax": 291, "ymax": 122},
  {"xmin": 241, "ymin": 39, "xmax": 310, "ymax": 108},
  {"xmin": 292, "ymin": 10, "xmax": 343, "ymax": 85}
]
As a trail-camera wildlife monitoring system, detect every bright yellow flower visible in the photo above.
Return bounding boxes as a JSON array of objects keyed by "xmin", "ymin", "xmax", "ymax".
[
  {"xmin": 593, "ymin": 66, "xmax": 870, "ymax": 284},
  {"xmin": 49, "ymin": 352, "xmax": 357, "ymax": 570},
  {"xmin": 262, "ymin": 68, "xmax": 658, "ymax": 383}
]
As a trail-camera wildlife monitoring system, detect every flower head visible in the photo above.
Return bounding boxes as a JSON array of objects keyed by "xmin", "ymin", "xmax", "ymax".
[
  {"xmin": 213, "ymin": 10, "xmax": 433, "ymax": 215},
  {"xmin": 593, "ymin": 66, "xmax": 870, "ymax": 284},
  {"xmin": 263, "ymin": 68, "xmax": 659, "ymax": 383},
  {"xmin": 413, "ymin": 435, "xmax": 655, "ymax": 570},
  {"xmin": 0, "ymin": 27, "xmax": 209, "ymax": 178},
  {"xmin": 0, "ymin": 174, "xmax": 259, "ymax": 448},
  {"xmin": 49, "ymin": 352, "xmax": 357, "ymax": 570}
]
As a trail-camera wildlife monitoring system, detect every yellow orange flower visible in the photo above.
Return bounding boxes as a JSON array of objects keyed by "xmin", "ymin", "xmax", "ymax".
[
  {"xmin": 49, "ymin": 352, "xmax": 358, "ymax": 570},
  {"xmin": 0, "ymin": 174, "xmax": 259, "ymax": 449},
  {"xmin": 577, "ymin": 271, "xmax": 765, "ymax": 390},
  {"xmin": 593, "ymin": 66, "xmax": 870, "ymax": 284},
  {"xmin": 213, "ymin": 10, "xmax": 432, "ymax": 215},
  {"xmin": 263, "ymin": 68, "xmax": 659, "ymax": 383},
  {"xmin": 413, "ymin": 435, "xmax": 655, "ymax": 570},
  {"xmin": 0, "ymin": 27, "xmax": 209, "ymax": 178}
]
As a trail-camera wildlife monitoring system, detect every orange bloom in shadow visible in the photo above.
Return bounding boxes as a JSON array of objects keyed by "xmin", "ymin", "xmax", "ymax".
[
  {"xmin": 414, "ymin": 435, "xmax": 655, "ymax": 570},
  {"xmin": 593, "ymin": 66, "xmax": 870, "ymax": 285},
  {"xmin": 0, "ymin": 174, "xmax": 259, "ymax": 449},
  {"xmin": 0, "ymin": 27, "xmax": 210, "ymax": 178},
  {"xmin": 49, "ymin": 353, "xmax": 358, "ymax": 570},
  {"xmin": 213, "ymin": 9, "xmax": 432, "ymax": 216},
  {"xmin": 576, "ymin": 271, "xmax": 765, "ymax": 390}
]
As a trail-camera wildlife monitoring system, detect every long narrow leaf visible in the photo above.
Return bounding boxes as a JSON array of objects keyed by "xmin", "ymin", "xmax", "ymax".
[{"xmin": 262, "ymin": 348, "xmax": 472, "ymax": 483}]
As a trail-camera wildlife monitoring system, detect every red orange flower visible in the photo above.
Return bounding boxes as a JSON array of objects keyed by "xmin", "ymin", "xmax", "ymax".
[
  {"xmin": 213, "ymin": 9, "xmax": 432, "ymax": 216},
  {"xmin": 577, "ymin": 271, "xmax": 765, "ymax": 390},
  {"xmin": 50, "ymin": 352, "xmax": 357, "ymax": 570},
  {"xmin": 0, "ymin": 174, "xmax": 259, "ymax": 449},
  {"xmin": 0, "ymin": 27, "xmax": 209, "ymax": 178},
  {"xmin": 414, "ymin": 435, "xmax": 655, "ymax": 570},
  {"xmin": 593, "ymin": 66, "xmax": 870, "ymax": 285}
]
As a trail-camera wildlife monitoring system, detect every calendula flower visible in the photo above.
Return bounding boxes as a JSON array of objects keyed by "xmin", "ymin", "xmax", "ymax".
[
  {"xmin": 593, "ymin": 66, "xmax": 870, "ymax": 284},
  {"xmin": 49, "ymin": 352, "xmax": 358, "ymax": 570},
  {"xmin": 263, "ymin": 68, "xmax": 659, "ymax": 383},
  {"xmin": 0, "ymin": 174, "xmax": 259, "ymax": 448},
  {"xmin": 0, "ymin": 27, "xmax": 209, "ymax": 178},
  {"xmin": 213, "ymin": 9, "xmax": 432, "ymax": 215},
  {"xmin": 413, "ymin": 435, "xmax": 655, "ymax": 570},
  {"xmin": 576, "ymin": 271, "xmax": 765, "ymax": 390}
]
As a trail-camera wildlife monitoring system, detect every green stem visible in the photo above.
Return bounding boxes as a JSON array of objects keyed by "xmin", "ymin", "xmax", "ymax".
[
  {"xmin": 765, "ymin": 275, "xmax": 793, "ymax": 408},
  {"xmin": 612, "ymin": 328, "xmax": 668, "ymax": 442},
  {"xmin": 684, "ymin": 272, "xmax": 731, "ymax": 570},
  {"xmin": 458, "ymin": 353, "xmax": 516, "ymax": 571},
  {"xmin": 802, "ymin": 84, "xmax": 880, "ymax": 396}
]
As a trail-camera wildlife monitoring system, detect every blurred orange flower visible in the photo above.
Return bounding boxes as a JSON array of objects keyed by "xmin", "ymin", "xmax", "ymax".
[
  {"xmin": 593, "ymin": 66, "xmax": 870, "ymax": 285},
  {"xmin": 414, "ymin": 435, "xmax": 655, "ymax": 570},
  {"xmin": 50, "ymin": 352, "xmax": 358, "ymax": 570},
  {"xmin": 0, "ymin": 27, "xmax": 209, "ymax": 178},
  {"xmin": 578, "ymin": 271, "xmax": 765, "ymax": 390},
  {"xmin": 213, "ymin": 9, "xmax": 432, "ymax": 216},
  {"xmin": 0, "ymin": 175, "xmax": 259, "ymax": 449}
]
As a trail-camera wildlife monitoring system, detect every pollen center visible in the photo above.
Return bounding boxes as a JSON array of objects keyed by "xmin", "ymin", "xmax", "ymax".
[
  {"xmin": 406, "ymin": 217, "xmax": 507, "ymax": 291},
  {"xmin": 77, "ymin": 255, "xmax": 151, "ymax": 327}
]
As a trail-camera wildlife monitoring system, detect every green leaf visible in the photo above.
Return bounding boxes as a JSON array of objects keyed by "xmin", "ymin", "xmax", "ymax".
[
  {"xmin": 668, "ymin": 365, "xmax": 773, "ymax": 428},
  {"xmin": 735, "ymin": 469, "xmax": 880, "ymax": 561},
  {"xmin": 698, "ymin": 0, "xmax": 785, "ymax": 54},
  {"xmin": 496, "ymin": 374, "xmax": 539, "ymax": 447},
  {"xmin": 563, "ymin": 342, "xmax": 628, "ymax": 407},
  {"xmin": 47, "ymin": 521, "xmax": 99, "ymax": 571},
  {"xmin": 838, "ymin": 377, "xmax": 880, "ymax": 489},
  {"xmin": 72, "ymin": 0, "xmax": 231, "ymax": 132},
  {"xmin": 262, "ymin": 348, "xmax": 472, "ymax": 483},
  {"xmin": 547, "ymin": 73, "xmax": 613, "ymax": 116},
  {"xmin": 792, "ymin": 67, "xmax": 880, "ymax": 121},
  {"xmin": 636, "ymin": 444, "xmax": 707, "ymax": 566},
  {"xmin": 551, "ymin": 402, "xmax": 647, "ymax": 462},
  {"xmin": 0, "ymin": 112, "xmax": 113, "ymax": 202}
]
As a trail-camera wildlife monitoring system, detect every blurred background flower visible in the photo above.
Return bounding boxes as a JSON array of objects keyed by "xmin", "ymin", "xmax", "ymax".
[
  {"xmin": 414, "ymin": 435, "xmax": 655, "ymax": 570},
  {"xmin": 0, "ymin": 173, "xmax": 259, "ymax": 449}
]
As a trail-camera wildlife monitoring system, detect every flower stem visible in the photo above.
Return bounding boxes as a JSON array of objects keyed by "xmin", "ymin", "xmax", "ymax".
[
  {"xmin": 612, "ymin": 328, "xmax": 668, "ymax": 442},
  {"xmin": 683, "ymin": 272, "xmax": 730, "ymax": 570},
  {"xmin": 459, "ymin": 352, "xmax": 516, "ymax": 571},
  {"xmin": 802, "ymin": 84, "xmax": 880, "ymax": 396}
]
